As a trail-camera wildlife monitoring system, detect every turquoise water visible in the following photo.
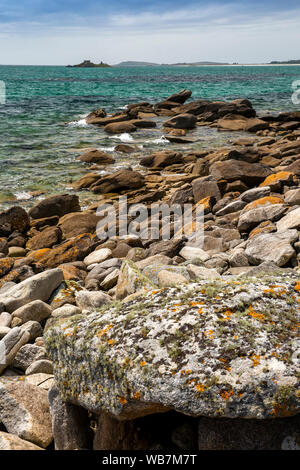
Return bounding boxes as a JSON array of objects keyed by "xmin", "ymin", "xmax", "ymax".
[{"xmin": 0, "ymin": 65, "xmax": 299, "ymax": 209}]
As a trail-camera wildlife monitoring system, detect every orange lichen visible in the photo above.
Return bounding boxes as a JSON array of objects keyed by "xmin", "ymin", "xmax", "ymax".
[
  {"xmin": 118, "ymin": 396, "xmax": 127, "ymax": 405},
  {"xmin": 195, "ymin": 384, "xmax": 205, "ymax": 393},
  {"xmin": 248, "ymin": 306, "xmax": 265, "ymax": 321},
  {"xmin": 181, "ymin": 369, "xmax": 192, "ymax": 376},
  {"xmin": 97, "ymin": 324, "xmax": 113, "ymax": 337},
  {"xmin": 244, "ymin": 196, "xmax": 283, "ymax": 212},
  {"xmin": 220, "ymin": 390, "xmax": 234, "ymax": 400},
  {"xmin": 204, "ymin": 330, "xmax": 214, "ymax": 338},
  {"xmin": 260, "ymin": 171, "xmax": 294, "ymax": 187},
  {"xmin": 133, "ymin": 391, "xmax": 141, "ymax": 400},
  {"xmin": 140, "ymin": 361, "xmax": 147, "ymax": 367}
]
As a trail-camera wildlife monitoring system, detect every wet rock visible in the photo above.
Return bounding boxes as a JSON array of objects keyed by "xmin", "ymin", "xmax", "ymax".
[
  {"xmin": 164, "ymin": 113, "xmax": 197, "ymax": 130},
  {"xmin": 140, "ymin": 150, "xmax": 183, "ymax": 169},
  {"xmin": 29, "ymin": 194, "xmax": 81, "ymax": 220},
  {"xmin": 104, "ymin": 121, "xmax": 137, "ymax": 134},
  {"xmin": 91, "ymin": 169, "xmax": 145, "ymax": 194},
  {"xmin": 78, "ymin": 149, "xmax": 115, "ymax": 164},
  {"xmin": 165, "ymin": 89, "xmax": 192, "ymax": 104},
  {"xmin": 0, "ymin": 207, "xmax": 29, "ymax": 237}
]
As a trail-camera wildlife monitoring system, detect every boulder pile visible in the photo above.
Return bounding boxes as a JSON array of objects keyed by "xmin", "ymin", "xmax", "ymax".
[{"xmin": 0, "ymin": 90, "xmax": 299, "ymax": 450}]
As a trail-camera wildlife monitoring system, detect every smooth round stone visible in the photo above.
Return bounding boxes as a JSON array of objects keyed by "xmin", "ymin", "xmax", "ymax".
[
  {"xmin": 0, "ymin": 326, "xmax": 11, "ymax": 338},
  {"xmin": 8, "ymin": 246, "xmax": 27, "ymax": 258}
]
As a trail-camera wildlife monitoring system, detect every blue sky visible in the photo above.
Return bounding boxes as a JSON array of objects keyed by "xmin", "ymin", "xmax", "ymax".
[{"xmin": 0, "ymin": 0, "xmax": 300, "ymax": 64}]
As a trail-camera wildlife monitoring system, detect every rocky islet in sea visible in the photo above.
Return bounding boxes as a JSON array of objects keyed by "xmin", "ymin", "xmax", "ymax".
[{"xmin": 0, "ymin": 89, "xmax": 299, "ymax": 450}]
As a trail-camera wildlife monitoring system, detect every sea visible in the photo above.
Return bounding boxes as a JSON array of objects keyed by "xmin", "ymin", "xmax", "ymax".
[{"xmin": 0, "ymin": 64, "xmax": 299, "ymax": 210}]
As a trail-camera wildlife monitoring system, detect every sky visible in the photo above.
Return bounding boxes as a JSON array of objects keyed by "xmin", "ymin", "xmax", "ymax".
[{"xmin": 0, "ymin": 0, "xmax": 300, "ymax": 65}]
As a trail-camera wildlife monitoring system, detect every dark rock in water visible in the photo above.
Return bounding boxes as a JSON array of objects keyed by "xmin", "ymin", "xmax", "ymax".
[
  {"xmin": 164, "ymin": 89, "xmax": 192, "ymax": 104},
  {"xmin": 78, "ymin": 149, "xmax": 115, "ymax": 164},
  {"xmin": 0, "ymin": 207, "xmax": 29, "ymax": 236},
  {"xmin": 115, "ymin": 144, "xmax": 136, "ymax": 154},
  {"xmin": 164, "ymin": 113, "xmax": 197, "ymax": 130},
  {"xmin": 29, "ymin": 194, "xmax": 81, "ymax": 220},
  {"xmin": 104, "ymin": 121, "xmax": 137, "ymax": 134},
  {"xmin": 140, "ymin": 150, "xmax": 183, "ymax": 169},
  {"xmin": 86, "ymin": 107, "xmax": 106, "ymax": 124},
  {"xmin": 90, "ymin": 169, "xmax": 145, "ymax": 194}
]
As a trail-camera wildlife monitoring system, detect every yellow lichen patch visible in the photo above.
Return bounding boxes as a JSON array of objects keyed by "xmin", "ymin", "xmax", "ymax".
[
  {"xmin": 271, "ymin": 403, "xmax": 295, "ymax": 418},
  {"xmin": 204, "ymin": 330, "xmax": 214, "ymax": 338},
  {"xmin": 248, "ymin": 306, "xmax": 265, "ymax": 321},
  {"xmin": 133, "ymin": 391, "xmax": 141, "ymax": 400},
  {"xmin": 97, "ymin": 324, "xmax": 113, "ymax": 338},
  {"xmin": 181, "ymin": 369, "xmax": 192, "ymax": 376},
  {"xmin": 220, "ymin": 390, "xmax": 234, "ymax": 400},
  {"xmin": 259, "ymin": 171, "xmax": 294, "ymax": 187},
  {"xmin": 118, "ymin": 396, "xmax": 127, "ymax": 405},
  {"xmin": 249, "ymin": 220, "xmax": 275, "ymax": 239},
  {"xmin": 244, "ymin": 195, "xmax": 283, "ymax": 212},
  {"xmin": 218, "ymin": 357, "xmax": 227, "ymax": 363},
  {"xmin": 250, "ymin": 354, "xmax": 261, "ymax": 367},
  {"xmin": 219, "ymin": 309, "xmax": 234, "ymax": 322},
  {"xmin": 0, "ymin": 258, "xmax": 14, "ymax": 277},
  {"xmin": 27, "ymin": 248, "xmax": 51, "ymax": 262}
]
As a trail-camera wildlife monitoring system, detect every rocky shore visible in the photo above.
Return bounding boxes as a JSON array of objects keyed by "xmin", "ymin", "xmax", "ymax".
[{"xmin": 0, "ymin": 89, "xmax": 299, "ymax": 450}]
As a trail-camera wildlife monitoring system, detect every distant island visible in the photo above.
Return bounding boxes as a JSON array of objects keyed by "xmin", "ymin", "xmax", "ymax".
[
  {"xmin": 269, "ymin": 59, "xmax": 300, "ymax": 64},
  {"xmin": 114, "ymin": 60, "xmax": 229, "ymax": 66},
  {"xmin": 114, "ymin": 61, "xmax": 159, "ymax": 66},
  {"xmin": 67, "ymin": 60, "xmax": 111, "ymax": 68}
]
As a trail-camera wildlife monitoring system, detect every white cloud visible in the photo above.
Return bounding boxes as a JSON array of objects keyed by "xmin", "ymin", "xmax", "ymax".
[{"xmin": 0, "ymin": 3, "xmax": 300, "ymax": 64}]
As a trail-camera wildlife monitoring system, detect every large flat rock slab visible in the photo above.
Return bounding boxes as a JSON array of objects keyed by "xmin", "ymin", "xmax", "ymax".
[{"xmin": 45, "ymin": 274, "xmax": 300, "ymax": 420}]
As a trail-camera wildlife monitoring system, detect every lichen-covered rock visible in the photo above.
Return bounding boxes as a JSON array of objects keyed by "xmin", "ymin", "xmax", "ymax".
[
  {"xmin": 45, "ymin": 274, "xmax": 300, "ymax": 420},
  {"xmin": 115, "ymin": 260, "xmax": 156, "ymax": 300}
]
